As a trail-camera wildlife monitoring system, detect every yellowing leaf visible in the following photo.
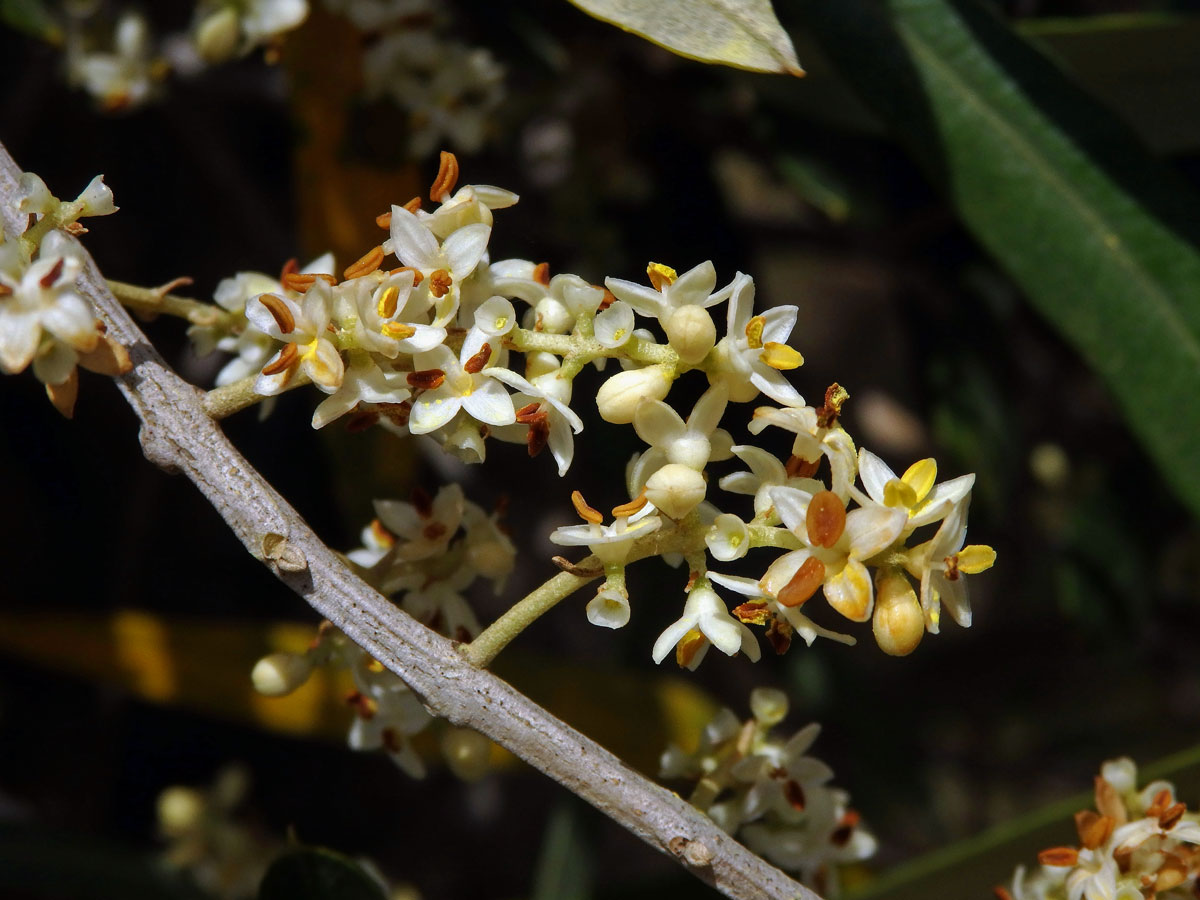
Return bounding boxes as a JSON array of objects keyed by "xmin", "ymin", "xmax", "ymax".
[{"xmin": 567, "ymin": 0, "xmax": 804, "ymax": 76}]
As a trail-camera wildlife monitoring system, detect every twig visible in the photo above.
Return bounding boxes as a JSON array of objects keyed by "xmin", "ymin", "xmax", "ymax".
[{"xmin": 0, "ymin": 141, "xmax": 820, "ymax": 900}]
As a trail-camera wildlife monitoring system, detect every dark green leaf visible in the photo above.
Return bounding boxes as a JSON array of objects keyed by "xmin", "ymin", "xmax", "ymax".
[
  {"xmin": 531, "ymin": 801, "xmax": 595, "ymax": 900},
  {"xmin": 789, "ymin": 0, "xmax": 1200, "ymax": 520},
  {"xmin": 0, "ymin": 0, "xmax": 59, "ymax": 40},
  {"xmin": 258, "ymin": 848, "xmax": 387, "ymax": 900}
]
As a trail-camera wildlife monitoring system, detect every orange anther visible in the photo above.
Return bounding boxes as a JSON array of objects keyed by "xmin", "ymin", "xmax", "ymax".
[
  {"xmin": 279, "ymin": 257, "xmax": 299, "ymax": 280},
  {"xmin": 675, "ymin": 627, "xmax": 706, "ymax": 668},
  {"xmin": 463, "ymin": 342, "xmax": 492, "ymax": 374},
  {"xmin": 0, "ymin": 283, "xmax": 13, "ymax": 297},
  {"xmin": 1037, "ymin": 847, "xmax": 1079, "ymax": 867},
  {"xmin": 423, "ymin": 522, "xmax": 447, "ymax": 541},
  {"xmin": 611, "ymin": 491, "xmax": 648, "ymax": 518},
  {"xmin": 258, "ymin": 294, "xmax": 296, "ymax": 333},
  {"xmin": 776, "ymin": 557, "xmax": 825, "ymax": 608},
  {"xmin": 806, "ymin": 490, "xmax": 846, "ymax": 548},
  {"xmin": 993, "ymin": 888, "xmax": 1014, "ymax": 900},
  {"xmin": 430, "ymin": 151, "xmax": 460, "ymax": 201},
  {"xmin": 785, "ymin": 455, "xmax": 819, "ymax": 479},
  {"xmin": 1074, "ymin": 810, "xmax": 1115, "ymax": 850},
  {"xmin": 429, "ymin": 269, "xmax": 453, "ymax": 298},
  {"xmin": 375, "ymin": 211, "xmax": 392, "ymax": 229},
  {"xmin": 1160, "ymin": 801, "xmax": 1186, "ymax": 830},
  {"xmin": 732, "ymin": 601, "xmax": 770, "ymax": 625},
  {"xmin": 282, "ymin": 271, "xmax": 335, "ymax": 293},
  {"xmin": 406, "ymin": 369, "xmax": 445, "ymax": 390},
  {"xmin": 403, "ymin": 196, "xmax": 422, "ymax": 213},
  {"xmin": 260, "ymin": 342, "xmax": 298, "ymax": 376},
  {"xmin": 532, "ymin": 262, "xmax": 550, "ymax": 286},
  {"xmin": 570, "ymin": 490, "xmax": 603, "ymax": 524},
  {"xmin": 343, "ymin": 245, "xmax": 385, "ymax": 280},
  {"xmin": 515, "ymin": 401, "xmax": 542, "ymax": 423},
  {"xmin": 598, "ymin": 287, "xmax": 616, "ymax": 310},
  {"xmin": 783, "ymin": 781, "xmax": 806, "ymax": 811},
  {"xmin": 389, "ymin": 266, "xmax": 424, "ymax": 285}
]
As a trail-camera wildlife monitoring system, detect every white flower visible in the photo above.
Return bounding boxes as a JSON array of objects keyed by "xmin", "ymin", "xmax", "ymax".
[
  {"xmin": 709, "ymin": 273, "xmax": 804, "ymax": 406},
  {"xmin": 247, "ymin": 280, "xmax": 344, "ymax": 394},
  {"xmin": 719, "ymin": 444, "xmax": 821, "ymax": 519},
  {"xmin": 707, "ymin": 572, "xmax": 855, "ymax": 648},
  {"xmin": 549, "ymin": 504, "xmax": 662, "ymax": 565},
  {"xmin": 651, "ymin": 584, "xmax": 760, "ymax": 669},
  {"xmin": 67, "ymin": 12, "xmax": 158, "ymax": 111},
  {"xmin": 407, "ymin": 331, "xmax": 516, "ymax": 433},
  {"xmin": 903, "ymin": 495, "xmax": 996, "ymax": 633},
  {"xmin": 384, "ymin": 204, "xmax": 490, "ymax": 325},
  {"xmin": 487, "ymin": 366, "xmax": 584, "ymax": 476},
  {"xmin": 634, "ymin": 384, "xmax": 729, "ymax": 472},
  {"xmin": 748, "ymin": 405, "xmax": 859, "ymax": 502},
  {"xmin": 586, "ymin": 584, "xmax": 631, "ymax": 629},
  {"xmin": 594, "ymin": 299, "xmax": 635, "ymax": 349},
  {"xmin": 853, "ymin": 448, "xmax": 975, "ymax": 533},
  {"xmin": 310, "ymin": 350, "xmax": 410, "ymax": 429},
  {"xmin": 605, "ymin": 260, "xmax": 731, "ymax": 323},
  {"xmin": 336, "ymin": 268, "xmax": 445, "ymax": 358},
  {"xmin": 706, "ymin": 513, "xmax": 750, "ymax": 562}
]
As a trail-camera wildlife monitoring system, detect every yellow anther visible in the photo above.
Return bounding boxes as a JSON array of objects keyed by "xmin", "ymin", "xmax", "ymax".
[
  {"xmin": 646, "ymin": 262, "xmax": 677, "ymax": 291},
  {"xmin": 745, "ymin": 315, "xmax": 766, "ymax": 350},
  {"xmin": 493, "ymin": 314, "xmax": 509, "ymax": 331},
  {"xmin": 382, "ymin": 321, "xmax": 417, "ymax": 339},
  {"xmin": 377, "ymin": 286, "xmax": 400, "ymax": 319},
  {"xmin": 675, "ymin": 627, "xmax": 706, "ymax": 668},
  {"xmin": 901, "ymin": 458, "xmax": 937, "ymax": 504},
  {"xmin": 760, "ymin": 342, "xmax": 804, "ymax": 371},
  {"xmin": 883, "ymin": 479, "xmax": 918, "ymax": 509},
  {"xmin": 956, "ymin": 545, "xmax": 997, "ymax": 575}
]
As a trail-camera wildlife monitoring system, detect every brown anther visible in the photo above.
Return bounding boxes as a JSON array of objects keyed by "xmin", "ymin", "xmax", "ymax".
[
  {"xmin": 764, "ymin": 616, "xmax": 794, "ymax": 654},
  {"xmin": 380, "ymin": 401, "xmax": 411, "ymax": 428},
  {"xmin": 0, "ymin": 283, "xmax": 12, "ymax": 297},
  {"xmin": 993, "ymin": 888, "xmax": 1015, "ymax": 900},
  {"xmin": 551, "ymin": 556, "xmax": 605, "ymax": 578},
  {"xmin": 684, "ymin": 570, "xmax": 699, "ymax": 592},
  {"xmin": 423, "ymin": 522, "xmax": 448, "ymax": 542},
  {"xmin": 96, "ymin": 320, "xmax": 108, "ymax": 334},
  {"xmin": 785, "ymin": 455, "xmax": 820, "ymax": 479},
  {"xmin": 411, "ymin": 486, "xmax": 433, "ymax": 518},
  {"xmin": 1094, "ymin": 776, "xmax": 1126, "ymax": 824},
  {"xmin": 1160, "ymin": 801, "xmax": 1187, "ymax": 830},
  {"xmin": 611, "ymin": 491, "xmax": 648, "ymax": 518},
  {"xmin": 279, "ymin": 257, "xmax": 300, "ymax": 280},
  {"xmin": 39, "ymin": 258, "xmax": 64, "ymax": 288},
  {"xmin": 406, "ymin": 368, "xmax": 446, "ymax": 390},
  {"xmin": 571, "ymin": 490, "xmax": 604, "ymax": 524},
  {"xmin": 64, "ymin": 221, "xmax": 88, "ymax": 236},
  {"xmin": 1074, "ymin": 810, "xmax": 1115, "ymax": 850},
  {"xmin": 389, "ymin": 266, "xmax": 424, "ymax": 285},
  {"xmin": 515, "ymin": 402, "xmax": 542, "ymax": 423},
  {"xmin": 527, "ymin": 416, "xmax": 550, "ymax": 458},
  {"xmin": 1037, "ymin": 847, "xmax": 1079, "ymax": 867},
  {"xmin": 380, "ymin": 727, "xmax": 401, "ymax": 753},
  {"xmin": 534, "ymin": 313, "xmax": 545, "ymax": 332},
  {"xmin": 783, "ymin": 780, "xmax": 806, "ymax": 812},
  {"xmin": 806, "ymin": 490, "xmax": 847, "ymax": 548},
  {"xmin": 258, "ymin": 293, "xmax": 296, "ymax": 334},
  {"xmin": 283, "ymin": 271, "xmax": 336, "ymax": 293},
  {"xmin": 261, "ymin": 342, "xmax": 298, "ymax": 376},
  {"xmin": 733, "ymin": 601, "xmax": 770, "ymax": 625},
  {"xmin": 1147, "ymin": 788, "xmax": 1174, "ymax": 819},
  {"xmin": 830, "ymin": 810, "xmax": 860, "ymax": 847},
  {"xmin": 429, "ymin": 268, "xmax": 453, "ymax": 298},
  {"xmin": 345, "ymin": 690, "xmax": 378, "ymax": 719},
  {"xmin": 532, "ymin": 262, "xmax": 551, "ymax": 286},
  {"xmin": 343, "ymin": 245, "xmax": 385, "ymax": 280},
  {"xmin": 430, "ymin": 150, "xmax": 460, "ymax": 201},
  {"xmin": 816, "ymin": 382, "xmax": 849, "ymax": 428},
  {"xmin": 375, "ymin": 211, "xmax": 392, "ymax": 229},
  {"xmin": 463, "ymin": 342, "xmax": 492, "ymax": 374},
  {"xmin": 403, "ymin": 196, "xmax": 422, "ymax": 213},
  {"xmin": 777, "ymin": 557, "xmax": 826, "ymax": 608}
]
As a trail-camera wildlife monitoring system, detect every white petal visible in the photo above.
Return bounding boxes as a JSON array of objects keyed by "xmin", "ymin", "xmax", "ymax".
[
  {"xmin": 760, "ymin": 549, "xmax": 813, "ymax": 597},
  {"xmin": 652, "ymin": 615, "xmax": 697, "ymax": 665},
  {"xmin": 844, "ymin": 505, "xmax": 906, "ymax": 559},
  {"xmin": 594, "ymin": 300, "xmax": 635, "ymax": 349},
  {"xmin": 408, "ymin": 391, "xmax": 462, "ymax": 434},
  {"xmin": 670, "ymin": 260, "xmax": 717, "ymax": 307},
  {"xmin": 634, "ymin": 398, "xmax": 686, "ymax": 449},
  {"xmin": 688, "ymin": 383, "xmax": 728, "ymax": 435},
  {"xmin": 724, "ymin": 273, "xmax": 755, "ymax": 334},
  {"xmin": 707, "ymin": 572, "xmax": 765, "ymax": 597},
  {"xmin": 604, "ymin": 276, "xmax": 668, "ymax": 319},
  {"xmin": 767, "ymin": 486, "xmax": 813, "ymax": 535},
  {"xmin": 587, "ymin": 589, "xmax": 630, "ymax": 629},
  {"xmin": 759, "ymin": 304, "xmax": 798, "ymax": 343},
  {"xmin": 909, "ymin": 474, "xmax": 975, "ymax": 528},
  {"xmin": 388, "ymin": 205, "xmax": 441, "ymax": 271},
  {"xmin": 41, "ymin": 293, "xmax": 99, "ymax": 351},
  {"xmin": 857, "ymin": 448, "xmax": 896, "ymax": 505},
  {"xmin": 442, "ymin": 223, "xmax": 492, "ymax": 278},
  {"xmin": 462, "ymin": 377, "xmax": 516, "ymax": 426},
  {"xmin": 32, "ymin": 341, "xmax": 78, "ymax": 385},
  {"xmin": 302, "ymin": 338, "xmax": 344, "ymax": 392},
  {"xmin": 473, "ymin": 185, "xmax": 519, "ymax": 209},
  {"xmin": 473, "ymin": 295, "xmax": 516, "ymax": 336},
  {"xmin": 749, "ymin": 368, "xmax": 805, "ymax": 407},
  {"xmin": 706, "ymin": 513, "xmax": 749, "ymax": 561},
  {"xmin": 245, "ymin": 293, "xmax": 301, "ymax": 340},
  {"xmin": 824, "ymin": 559, "xmax": 874, "ymax": 621},
  {"xmin": 730, "ymin": 444, "xmax": 787, "ymax": 484}
]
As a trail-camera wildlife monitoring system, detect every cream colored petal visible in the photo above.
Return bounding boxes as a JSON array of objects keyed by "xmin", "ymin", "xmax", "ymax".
[
  {"xmin": 824, "ymin": 559, "xmax": 874, "ymax": 622},
  {"xmin": 857, "ymin": 448, "xmax": 897, "ymax": 506},
  {"xmin": 766, "ymin": 485, "xmax": 812, "ymax": 535},
  {"xmin": 844, "ymin": 505, "xmax": 906, "ymax": 559}
]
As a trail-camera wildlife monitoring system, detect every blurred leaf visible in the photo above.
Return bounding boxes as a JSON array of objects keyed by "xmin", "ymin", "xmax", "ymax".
[
  {"xmin": 258, "ymin": 848, "xmax": 386, "ymax": 900},
  {"xmin": 566, "ymin": 0, "xmax": 804, "ymax": 75},
  {"xmin": 531, "ymin": 802, "xmax": 595, "ymax": 900},
  {"xmin": 791, "ymin": 0, "xmax": 1200, "ymax": 521},
  {"xmin": 0, "ymin": 0, "xmax": 60, "ymax": 41}
]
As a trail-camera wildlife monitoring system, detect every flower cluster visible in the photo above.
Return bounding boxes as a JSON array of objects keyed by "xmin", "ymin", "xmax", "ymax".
[
  {"xmin": 661, "ymin": 688, "xmax": 874, "ymax": 895},
  {"xmin": 1001, "ymin": 757, "xmax": 1200, "ymax": 900},
  {"xmin": 250, "ymin": 483, "xmax": 506, "ymax": 776},
  {"xmin": 201, "ymin": 151, "xmax": 995, "ymax": 666},
  {"xmin": 0, "ymin": 171, "xmax": 129, "ymax": 415}
]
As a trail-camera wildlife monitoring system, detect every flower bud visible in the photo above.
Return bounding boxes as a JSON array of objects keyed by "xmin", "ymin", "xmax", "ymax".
[
  {"xmin": 749, "ymin": 687, "xmax": 789, "ymax": 726},
  {"xmin": 195, "ymin": 6, "xmax": 240, "ymax": 63},
  {"xmin": 76, "ymin": 174, "xmax": 117, "ymax": 217},
  {"xmin": 157, "ymin": 787, "xmax": 205, "ymax": 837},
  {"xmin": 533, "ymin": 296, "xmax": 573, "ymax": 334},
  {"xmin": 15, "ymin": 172, "xmax": 55, "ymax": 215},
  {"xmin": 442, "ymin": 727, "xmax": 492, "ymax": 781},
  {"xmin": 251, "ymin": 652, "xmax": 312, "ymax": 696},
  {"xmin": 664, "ymin": 305, "xmax": 716, "ymax": 364},
  {"xmin": 525, "ymin": 351, "xmax": 560, "ymax": 381},
  {"xmin": 645, "ymin": 463, "xmax": 706, "ymax": 519},
  {"xmin": 872, "ymin": 571, "xmax": 924, "ymax": 656},
  {"xmin": 596, "ymin": 365, "xmax": 671, "ymax": 424},
  {"xmin": 468, "ymin": 540, "xmax": 514, "ymax": 579},
  {"xmin": 707, "ymin": 338, "xmax": 760, "ymax": 403},
  {"xmin": 586, "ymin": 584, "xmax": 630, "ymax": 629}
]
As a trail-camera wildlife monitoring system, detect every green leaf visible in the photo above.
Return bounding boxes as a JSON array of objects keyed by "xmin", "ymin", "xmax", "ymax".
[
  {"xmin": 531, "ymin": 802, "xmax": 595, "ymax": 900},
  {"xmin": 0, "ymin": 0, "xmax": 60, "ymax": 40},
  {"xmin": 258, "ymin": 848, "xmax": 387, "ymax": 900},
  {"xmin": 565, "ymin": 0, "xmax": 804, "ymax": 75},
  {"xmin": 789, "ymin": 0, "xmax": 1200, "ymax": 520}
]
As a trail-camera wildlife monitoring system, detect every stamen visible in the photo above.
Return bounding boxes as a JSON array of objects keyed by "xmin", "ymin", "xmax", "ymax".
[
  {"xmin": 675, "ymin": 627, "xmax": 706, "ymax": 668},
  {"xmin": 375, "ymin": 211, "xmax": 392, "ymax": 229},
  {"xmin": 0, "ymin": 283, "xmax": 12, "ymax": 297},
  {"xmin": 1160, "ymin": 801, "xmax": 1186, "ymax": 830},
  {"xmin": 1154, "ymin": 858, "xmax": 1188, "ymax": 892},
  {"xmin": 776, "ymin": 557, "xmax": 826, "ymax": 607},
  {"xmin": 261, "ymin": 342, "xmax": 298, "ymax": 375},
  {"xmin": 368, "ymin": 518, "xmax": 395, "ymax": 548},
  {"xmin": 957, "ymin": 545, "xmax": 997, "ymax": 574},
  {"xmin": 744, "ymin": 315, "xmax": 765, "ymax": 350},
  {"xmin": 902, "ymin": 457, "xmax": 938, "ymax": 503},
  {"xmin": 382, "ymin": 322, "xmax": 416, "ymax": 339},
  {"xmin": 403, "ymin": 196, "xmax": 422, "ymax": 213},
  {"xmin": 611, "ymin": 491, "xmax": 648, "ymax": 518},
  {"xmin": 785, "ymin": 455, "xmax": 820, "ymax": 479},
  {"xmin": 345, "ymin": 412, "xmax": 380, "ymax": 433},
  {"xmin": 993, "ymin": 887, "xmax": 1015, "ymax": 900},
  {"xmin": 389, "ymin": 266, "xmax": 424, "ymax": 285},
  {"xmin": 760, "ymin": 341, "xmax": 804, "ymax": 371},
  {"xmin": 764, "ymin": 616, "xmax": 793, "ymax": 655},
  {"xmin": 345, "ymin": 690, "xmax": 378, "ymax": 719},
  {"xmin": 598, "ymin": 288, "xmax": 616, "ymax": 310},
  {"xmin": 532, "ymin": 262, "xmax": 550, "ymax": 286},
  {"xmin": 282, "ymin": 272, "xmax": 337, "ymax": 293},
  {"xmin": 806, "ymin": 490, "xmax": 846, "ymax": 548},
  {"xmin": 783, "ymin": 781, "xmax": 806, "ymax": 811},
  {"xmin": 258, "ymin": 294, "xmax": 296, "ymax": 333},
  {"xmin": 463, "ymin": 342, "xmax": 492, "ymax": 374},
  {"xmin": 407, "ymin": 368, "xmax": 446, "ymax": 390},
  {"xmin": 732, "ymin": 601, "xmax": 770, "ymax": 625},
  {"xmin": 515, "ymin": 402, "xmax": 542, "ymax": 423},
  {"xmin": 1037, "ymin": 847, "xmax": 1079, "ymax": 867},
  {"xmin": 377, "ymin": 286, "xmax": 400, "ymax": 318},
  {"xmin": 429, "ymin": 269, "xmax": 453, "ymax": 298},
  {"xmin": 39, "ymin": 258, "xmax": 64, "ymax": 288},
  {"xmin": 527, "ymin": 417, "xmax": 550, "ymax": 457},
  {"xmin": 571, "ymin": 490, "xmax": 603, "ymax": 524},
  {"xmin": 423, "ymin": 522, "xmax": 447, "ymax": 541},
  {"xmin": 943, "ymin": 554, "xmax": 960, "ymax": 581},
  {"xmin": 646, "ymin": 262, "xmax": 677, "ymax": 292},
  {"xmin": 816, "ymin": 383, "xmax": 849, "ymax": 428},
  {"xmin": 279, "ymin": 257, "xmax": 300, "ymax": 281},
  {"xmin": 883, "ymin": 478, "xmax": 918, "ymax": 509},
  {"xmin": 1074, "ymin": 810, "xmax": 1114, "ymax": 850},
  {"xmin": 830, "ymin": 810, "xmax": 860, "ymax": 847},
  {"xmin": 430, "ymin": 150, "xmax": 460, "ymax": 201},
  {"xmin": 344, "ymin": 245, "xmax": 385, "ymax": 280}
]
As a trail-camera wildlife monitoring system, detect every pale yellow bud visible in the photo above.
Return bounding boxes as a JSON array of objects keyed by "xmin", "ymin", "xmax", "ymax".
[
  {"xmin": 251, "ymin": 652, "xmax": 312, "ymax": 696},
  {"xmin": 157, "ymin": 787, "xmax": 205, "ymax": 837},
  {"xmin": 525, "ymin": 351, "xmax": 560, "ymax": 381},
  {"xmin": 707, "ymin": 339, "xmax": 760, "ymax": 403},
  {"xmin": 749, "ymin": 687, "xmax": 789, "ymax": 726},
  {"xmin": 596, "ymin": 365, "xmax": 671, "ymax": 424},
  {"xmin": 644, "ymin": 463, "xmax": 706, "ymax": 519},
  {"xmin": 442, "ymin": 727, "xmax": 493, "ymax": 781},
  {"xmin": 195, "ymin": 6, "xmax": 240, "ymax": 63},
  {"xmin": 468, "ymin": 541, "xmax": 513, "ymax": 579},
  {"xmin": 664, "ymin": 305, "xmax": 716, "ymax": 365},
  {"xmin": 872, "ymin": 572, "xmax": 924, "ymax": 656}
]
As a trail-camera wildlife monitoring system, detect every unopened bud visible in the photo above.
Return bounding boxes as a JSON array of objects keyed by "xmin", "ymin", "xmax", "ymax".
[
  {"xmin": 76, "ymin": 174, "xmax": 117, "ymax": 217},
  {"xmin": 251, "ymin": 652, "xmax": 312, "ymax": 696},
  {"xmin": 872, "ymin": 572, "xmax": 924, "ymax": 656},
  {"xmin": 533, "ymin": 296, "xmax": 573, "ymax": 334},
  {"xmin": 749, "ymin": 687, "xmax": 789, "ymax": 726},
  {"xmin": 157, "ymin": 787, "xmax": 205, "ymax": 837},
  {"xmin": 525, "ymin": 351, "xmax": 560, "ymax": 381},
  {"xmin": 664, "ymin": 305, "xmax": 716, "ymax": 364},
  {"xmin": 194, "ymin": 6, "xmax": 240, "ymax": 63},
  {"xmin": 645, "ymin": 463, "xmax": 706, "ymax": 519},
  {"xmin": 442, "ymin": 727, "xmax": 492, "ymax": 781},
  {"xmin": 468, "ymin": 541, "xmax": 513, "ymax": 579},
  {"xmin": 596, "ymin": 365, "xmax": 671, "ymax": 424}
]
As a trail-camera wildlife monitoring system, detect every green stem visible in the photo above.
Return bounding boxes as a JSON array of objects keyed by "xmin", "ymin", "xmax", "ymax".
[
  {"xmin": 107, "ymin": 279, "xmax": 233, "ymax": 329},
  {"xmin": 202, "ymin": 371, "xmax": 310, "ymax": 420}
]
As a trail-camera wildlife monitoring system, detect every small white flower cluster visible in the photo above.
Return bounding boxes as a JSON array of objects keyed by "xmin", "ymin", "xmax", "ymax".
[
  {"xmin": 1002, "ymin": 757, "xmax": 1200, "ymax": 900},
  {"xmin": 0, "ymin": 171, "xmax": 128, "ymax": 416},
  {"xmin": 203, "ymin": 151, "xmax": 995, "ymax": 667},
  {"xmin": 661, "ymin": 688, "xmax": 874, "ymax": 896},
  {"xmin": 250, "ymin": 482, "xmax": 508, "ymax": 776}
]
